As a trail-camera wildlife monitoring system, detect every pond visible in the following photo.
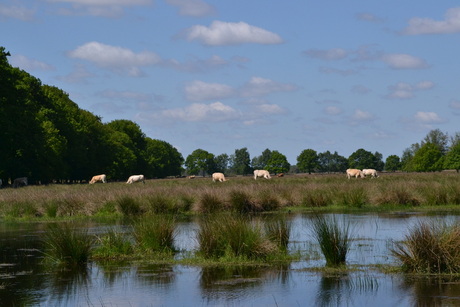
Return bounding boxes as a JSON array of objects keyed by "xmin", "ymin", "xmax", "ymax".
[{"xmin": 2, "ymin": 213, "xmax": 460, "ymax": 306}]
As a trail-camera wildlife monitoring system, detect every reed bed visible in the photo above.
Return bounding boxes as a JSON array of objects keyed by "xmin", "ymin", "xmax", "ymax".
[
  {"xmin": 1, "ymin": 172, "xmax": 460, "ymax": 219},
  {"xmin": 391, "ymin": 220, "xmax": 460, "ymax": 273}
]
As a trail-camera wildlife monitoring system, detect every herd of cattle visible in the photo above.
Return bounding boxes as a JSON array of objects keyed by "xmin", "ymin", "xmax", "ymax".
[{"xmin": 0, "ymin": 168, "xmax": 379, "ymax": 188}]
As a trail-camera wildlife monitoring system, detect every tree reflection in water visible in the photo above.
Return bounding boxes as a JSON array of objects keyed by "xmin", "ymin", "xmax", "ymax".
[{"xmin": 400, "ymin": 275, "xmax": 460, "ymax": 306}]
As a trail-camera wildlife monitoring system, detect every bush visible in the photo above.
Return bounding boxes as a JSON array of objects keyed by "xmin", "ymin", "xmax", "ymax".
[
  {"xmin": 93, "ymin": 227, "xmax": 133, "ymax": 259},
  {"xmin": 117, "ymin": 196, "xmax": 143, "ymax": 216},
  {"xmin": 134, "ymin": 216, "xmax": 177, "ymax": 253}
]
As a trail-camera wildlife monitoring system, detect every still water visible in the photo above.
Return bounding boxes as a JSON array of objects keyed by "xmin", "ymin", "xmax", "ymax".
[{"xmin": 2, "ymin": 213, "xmax": 460, "ymax": 306}]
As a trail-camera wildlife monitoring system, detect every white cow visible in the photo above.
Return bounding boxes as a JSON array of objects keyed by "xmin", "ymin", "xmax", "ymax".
[
  {"xmin": 346, "ymin": 169, "xmax": 364, "ymax": 179},
  {"xmin": 254, "ymin": 169, "xmax": 271, "ymax": 180},
  {"xmin": 127, "ymin": 174, "xmax": 145, "ymax": 184},
  {"xmin": 212, "ymin": 172, "xmax": 227, "ymax": 182},
  {"xmin": 362, "ymin": 169, "xmax": 379, "ymax": 178},
  {"xmin": 89, "ymin": 174, "xmax": 107, "ymax": 184},
  {"xmin": 13, "ymin": 177, "xmax": 28, "ymax": 188}
]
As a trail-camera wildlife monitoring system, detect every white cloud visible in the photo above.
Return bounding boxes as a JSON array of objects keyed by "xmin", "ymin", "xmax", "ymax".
[
  {"xmin": 403, "ymin": 7, "xmax": 460, "ymax": 35},
  {"xmin": 165, "ymin": 0, "xmax": 215, "ymax": 17},
  {"xmin": 414, "ymin": 111, "xmax": 444, "ymax": 124},
  {"xmin": 348, "ymin": 109, "xmax": 375, "ymax": 126},
  {"xmin": 10, "ymin": 55, "xmax": 54, "ymax": 71},
  {"xmin": 381, "ymin": 53, "xmax": 428, "ymax": 69},
  {"xmin": 386, "ymin": 81, "xmax": 434, "ymax": 99},
  {"xmin": 324, "ymin": 106, "xmax": 342, "ymax": 115},
  {"xmin": 253, "ymin": 104, "xmax": 286, "ymax": 114},
  {"xmin": 304, "ymin": 48, "xmax": 348, "ymax": 60},
  {"xmin": 58, "ymin": 64, "xmax": 93, "ymax": 83},
  {"xmin": 153, "ymin": 102, "xmax": 240, "ymax": 122},
  {"xmin": 182, "ymin": 20, "xmax": 283, "ymax": 46},
  {"xmin": 68, "ymin": 42, "xmax": 161, "ymax": 76},
  {"xmin": 185, "ymin": 80, "xmax": 235, "ymax": 101},
  {"xmin": 0, "ymin": 4, "xmax": 35, "ymax": 21},
  {"xmin": 240, "ymin": 77, "xmax": 297, "ymax": 97}
]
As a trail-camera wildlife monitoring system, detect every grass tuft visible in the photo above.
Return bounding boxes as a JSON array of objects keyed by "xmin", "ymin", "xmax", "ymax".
[
  {"xmin": 134, "ymin": 216, "xmax": 177, "ymax": 254},
  {"xmin": 311, "ymin": 215, "xmax": 354, "ymax": 267}
]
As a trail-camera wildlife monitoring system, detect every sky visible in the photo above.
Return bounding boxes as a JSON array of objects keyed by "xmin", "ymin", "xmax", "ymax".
[{"xmin": 2, "ymin": 1, "xmax": 460, "ymax": 164}]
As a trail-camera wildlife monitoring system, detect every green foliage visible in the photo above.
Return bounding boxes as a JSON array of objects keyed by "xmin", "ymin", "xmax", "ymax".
[
  {"xmin": 197, "ymin": 215, "xmax": 276, "ymax": 259},
  {"xmin": 213, "ymin": 153, "xmax": 229, "ymax": 173},
  {"xmin": 384, "ymin": 155, "xmax": 401, "ymax": 172},
  {"xmin": 230, "ymin": 147, "xmax": 252, "ymax": 175},
  {"xmin": 408, "ymin": 143, "xmax": 443, "ymax": 172},
  {"xmin": 317, "ymin": 151, "xmax": 348, "ymax": 173},
  {"xmin": 444, "ymin": 142, "xmax": 460, "ymax": 172},
  {"xmin": 93, "ymin": 227, "xmax": 134, "ymax": 259},
  {"xmin": 134, "ymin": 216, "xmax": 177, "ymax": 253},
  {"xmin": 42, "ymin": 223, "xmax": 95, "ymax": 265},
  {"xmin": 265, "ymin": 217, "xmax": 291, "ymax": 250},
  {"xmin": 266, "ymin": 150, "xmax": 290, "ymax": 174},
  {"xmin": 348, "ymin": 149, "xmax": 383, "ymax": 171},
  {"xmin": 251, "ymin": 148, "xmax": 272, "ymax": 170},
  {"xmin": 185, "ymin": 149, "xmax": 215, "ymax": 176},
  {"xmin": 117, "ymin": 196, "xmax": 143, "ymax": 216},
  {"xmin": 311, "ymin": 215, "xmax": 353, "ymax": 267},
  {"xmin": 297, "ymin": 149, "xmax": 319, "ymax": 174}
]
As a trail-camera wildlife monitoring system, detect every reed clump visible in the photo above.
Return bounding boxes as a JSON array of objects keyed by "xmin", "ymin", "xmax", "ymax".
[
  {"xmin": 93, "ymin": 227, "xmax": 133, "ymax": 259},
  {"xmin": 117, "ymin": 196, "xmax": 144, "ymax": 216},
  {"xmin": 311, "ymin": 215, "xmax": 354, "ymax": 267},
  {"xmin": 391, "ymin": 220, "xmax": 460, "ymax": 273},
  {"xmin": 197, "ymin": 214, "xmax": 277, "ymax": 260},
  {"xmin": 133, "ymin": 216, "xmax": 177, "ymax": 254},
  {"xmin": 265, "ymin": 217, "xmax": 291, "ymax": 251},
  {"xmin": 42, "ymin": 223, "xmax": 95, "ymax": 266}
]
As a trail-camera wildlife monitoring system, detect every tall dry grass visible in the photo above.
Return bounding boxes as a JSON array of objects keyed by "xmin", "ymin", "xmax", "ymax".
[
  {"xmin": 1, "ymin": 172, "xmax": 460, "ymax": 219},
  {"xmin": 391, "ymin": 220, "xmax": 460, "ymax": 273}
]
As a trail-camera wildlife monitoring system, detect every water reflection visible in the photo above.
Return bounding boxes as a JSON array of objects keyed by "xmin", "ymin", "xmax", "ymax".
[
  {"xmin": 399, "ymin": 275, "xmax": 460, "ymax": 306},
  {"xmin": 46, "ymin": 264, "xmax": 91, "ymax": 304},
  {"xmin": 315, "ymin": 272, "xmax": 378, "ymax": 307}
]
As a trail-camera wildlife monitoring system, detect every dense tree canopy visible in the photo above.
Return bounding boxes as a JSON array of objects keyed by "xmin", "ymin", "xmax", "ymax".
[
  {"xmin": 0, "ymin": 48, "xmax": 183, "ymax": 184},
  {"xmin": 230, "ymin": 148, "xmax": 251, "ymax": 175},
  {"xmin": 348, "ymin": 149, "xmax": 384, "ymax": 171},
  {"xmin": 266, "ymin": 150, "xmax": 290, "ymax": 174},
  {"xmin": 317, "ymin": 151, "xmax": 348, "ymax": 173},
  {"xmin": 297, "ymin": 149, "xmax": 318, "ymax": 174}
]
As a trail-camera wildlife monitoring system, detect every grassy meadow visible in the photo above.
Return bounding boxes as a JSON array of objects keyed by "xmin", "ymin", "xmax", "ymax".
[{"xmin": 1, "ymin": 171, "xmax": 460, "ymax": 219}]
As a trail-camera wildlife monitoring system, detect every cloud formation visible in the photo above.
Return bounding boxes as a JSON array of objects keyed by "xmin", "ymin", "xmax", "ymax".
[
  {"xmin": 385, "ymin": 81, "xmax": 434, "ymax": 99},
  {"xmin": 10, "ymin": 55, "xmax": 54, "ymax": 71},
  {"xmin": 0, "ymin": 4, "xmax": 35, "ymax": 20},
  {"xmin": 381, "ymin": 53, "xmax": 428, "ymax": 69},
  {"xmin": 403, "ymin": 7, "xmax": 460, "ymax": 35},
  {"xmin": 68, "ymin": 42, "xmax": 161, "ymax": 76},
  {"xmin": 152, "ymin": 102, "xmax": 240, "ymax": 122},
  {"xmin": 182, "ymin": 20, "xmax": 283, "ymax": 46}
]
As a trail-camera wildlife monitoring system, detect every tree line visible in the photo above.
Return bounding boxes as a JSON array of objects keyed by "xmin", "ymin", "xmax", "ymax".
[{"xmin": 2, "ymin": 47, "xmax": 460, "ymax": 185}]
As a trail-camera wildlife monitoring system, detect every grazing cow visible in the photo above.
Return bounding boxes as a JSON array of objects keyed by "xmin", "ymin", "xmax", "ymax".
[
  {"xmin": 126, "ymin": 174, "xmax": 145, "ymax": 184},
  {"xmin": 89, "ymin": 174, "xmax": 107, "ymax": 184},
  {"xmin": 188, "ymin": 175, "xmax": 196, "ymax": 179},
  {"xmin": 362, "ymin": 169, "xmax": 379, "ymax": 178},
  {"xmin": 212, "ymin": 172, "xmax": 227, "ymax": 182},
  {"xmin": 13, "ymin": 177, "xmax": 28, "ymax": 188},
  {"xmin": 277, "ymin": 173, "xmax": 284, "ymax": 177},
  {"xmin": 254, "ymin": 169, "xmax": 271, "ymax": 180},
  {"xmin": 346, "ymin": 169, "xmax": 364, "ymax": 179}
]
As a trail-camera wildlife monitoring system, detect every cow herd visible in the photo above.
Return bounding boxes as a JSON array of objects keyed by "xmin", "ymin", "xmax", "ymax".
[
  {"xmin": 1, "ymin": 168, "xmax": 379, "ymax": 189},
  {"xmin": 346, "ymin": 168, "xmax": 379, "ymax": 179}
]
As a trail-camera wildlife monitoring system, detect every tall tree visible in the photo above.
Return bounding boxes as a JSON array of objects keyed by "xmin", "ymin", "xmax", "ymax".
[
  {"xmin": 214, "ymin": 153, "xmax": 229, "ymax": 173},
  {"xmin": 385, "ymin": 155, "xmax": 401, "ymax": 172},
  {"xmin": 317, "ymin": 151, "xmax": 348, "ymax": 173},
  {"xmin": 230, "ymin": 147, "xmax": 251, "ymax": 175},
  {"xmin": 348, "ymin": 149, "xmax": 383, "ymax": 170},
  {"xmin": 143, "ymin": 138, "xmax": 183, "ymax": 178},
  {"xmin": 410, "ymin": 143, "xmax": 443, "ymax": 172},
  {"xmin": 185, "ymin": 149, "xmax": 214, "ymax": 176},
  {"xmin": 423, "ymin": 129, "xmax": 449, "ymax": 155},
  {"xmin": 444, "ymin": 142, "xmax": 460, "ymax": 172},
  {"xmin": 297, "ymin": 149, "xmax": 318, "ymax": 174},
  {"xmin": 266, "ymin": 150, "xmax": 290, "ymax": 174},
  {"xmin": 251, "ymin": 149, "xmax": 272, "ymax": 169}
]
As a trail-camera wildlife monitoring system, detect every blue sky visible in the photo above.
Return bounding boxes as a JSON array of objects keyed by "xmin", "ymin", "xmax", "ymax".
[{"xmin": 2, "ymin": 0, "xmax": 460, "ymax": 164}]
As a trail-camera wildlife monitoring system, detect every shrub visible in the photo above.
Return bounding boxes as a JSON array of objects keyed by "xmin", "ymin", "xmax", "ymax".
[
  {"xmin": 197, "ymin": 192, "xmax": 223, "ymax": 213},
  {"xmin": 311, "ymin": 215, "xmax": 353, "ymax": 267},
  {"xmin": 147, "ymin": 194, "xmax": 177, "ymax": 214},
  {"xmin": 302, "ymin": 190, "xmax": 331, "ymax": 207},
  {"xmin": 339, "ymin": 187, "xmax": 368, "ymax": 208},
  {"xmin": 230, "ymin": 190, "xmax": 259, "ymax": 214},
  {"xmin": 391, "ymin": 220, "xmax": 460, "ymax": 273}
]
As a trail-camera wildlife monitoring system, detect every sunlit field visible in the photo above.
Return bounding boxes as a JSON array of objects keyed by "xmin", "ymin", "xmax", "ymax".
[{"xmin": 1, "ymin": 172, "xmax": 460, "ymax": 219}]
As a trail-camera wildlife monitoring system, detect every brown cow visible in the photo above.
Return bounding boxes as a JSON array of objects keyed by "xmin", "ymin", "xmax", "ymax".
[
  {"xmin": 89, "ymin": 174, "xmax": 107, "ymax": 184},
  {"xmin": 346, "ymin": 169, "xmax": 364, "ymax": 179}
]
